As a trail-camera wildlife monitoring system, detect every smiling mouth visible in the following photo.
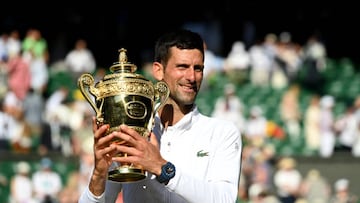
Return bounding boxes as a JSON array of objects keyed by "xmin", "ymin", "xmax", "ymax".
[
  {"xmin": 183, "ymin": 87, "xmax": 198, "ymax": 94},
  {"xmin": 182, "ymin": 85, "xmax": 194, "ymax": 91},
  {"xmin": 180, "ymin": 83, "xmax": 197, "ymax": 92}
]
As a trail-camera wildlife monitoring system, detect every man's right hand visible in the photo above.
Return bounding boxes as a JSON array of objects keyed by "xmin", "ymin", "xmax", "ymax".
[{"xmin": 89, "ymin": 117, "xmax": 116, "ymax": 196}]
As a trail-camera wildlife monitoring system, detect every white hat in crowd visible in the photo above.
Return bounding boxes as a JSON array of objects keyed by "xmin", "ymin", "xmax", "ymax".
[
  {"xmin": 334, "ymin": 178, "xmax": 349, "ymax": 192},
  {"xmin": 16, "ymin": 161, "xmax": 31, "ymax": 174},
  {"xmin": 320, "ymin": 95, "xmax": 335, "ymax": 109}
]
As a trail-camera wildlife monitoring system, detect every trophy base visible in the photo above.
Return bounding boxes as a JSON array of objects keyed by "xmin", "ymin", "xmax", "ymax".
[{"xmin": 108, "ymin": 166, "xmax": 146, "ymax": 182}]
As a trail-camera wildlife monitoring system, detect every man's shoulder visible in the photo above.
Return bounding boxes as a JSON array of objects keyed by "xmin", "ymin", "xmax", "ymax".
[{"xmin": 197, "ymin": 113, "xmax": 239, "ymax": 131}]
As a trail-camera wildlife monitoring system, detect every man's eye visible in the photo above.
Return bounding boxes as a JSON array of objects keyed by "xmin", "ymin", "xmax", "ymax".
[{"xmin": 194, "ymin": 67, "xmax": 204, "ymax": 72}]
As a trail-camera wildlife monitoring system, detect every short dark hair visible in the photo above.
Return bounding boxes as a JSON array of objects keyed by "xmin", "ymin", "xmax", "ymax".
[{"xmin": 154, "ymin": 29, "xmax": 204, "ymax": 65}]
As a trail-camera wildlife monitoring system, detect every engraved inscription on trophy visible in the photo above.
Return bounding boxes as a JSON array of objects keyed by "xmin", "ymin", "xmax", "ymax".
[
  {"xmin": 127, "ymin": 101, "xmax": 146, "ymax": 119},
  {"xmin": 78, "ymin": 48, "xmax": 169, "ymax": 182}
]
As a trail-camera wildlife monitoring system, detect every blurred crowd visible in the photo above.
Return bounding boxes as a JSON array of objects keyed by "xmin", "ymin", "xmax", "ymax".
[
  {"xmin": 0, "ymin": 28, "xmax": 97, "ymax": 203},
  {"xmin": 0, "ymin": 28, "xmax": 97, "ymax": 155},
  {"xmin": 205, "ymin": 32, "xmax": 360, "ymax": 203},
  {"xmin": 0, "ymin": 27, "xmax": 359, "ymax": 203}
]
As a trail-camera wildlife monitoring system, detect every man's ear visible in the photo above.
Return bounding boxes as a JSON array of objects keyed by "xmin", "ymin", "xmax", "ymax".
[{"xmin": 152, "ymin": 62, "xmax": 164, "ymax": 81}]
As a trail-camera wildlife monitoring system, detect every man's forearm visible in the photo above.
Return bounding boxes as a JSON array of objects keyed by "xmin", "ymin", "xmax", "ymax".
[{"xmin": 89, "ymin": 173, "xmax": 107, "ymax": 196}]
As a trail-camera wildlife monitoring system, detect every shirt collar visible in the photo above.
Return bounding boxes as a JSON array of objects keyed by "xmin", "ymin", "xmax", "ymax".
[{"xmin": 155, "ymin": 105, "xmax": 200, "ymax": 132}]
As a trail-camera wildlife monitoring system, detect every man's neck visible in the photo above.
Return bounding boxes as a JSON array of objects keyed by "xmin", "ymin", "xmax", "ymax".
[{"xmin": 159, "ymin": 103, "xmax": 193, "ymax": 128}]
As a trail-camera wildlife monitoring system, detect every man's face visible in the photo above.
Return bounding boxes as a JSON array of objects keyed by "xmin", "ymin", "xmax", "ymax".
[{"xmin": 162, "ymin": 47, "xmax": 204, "ymax": 106}]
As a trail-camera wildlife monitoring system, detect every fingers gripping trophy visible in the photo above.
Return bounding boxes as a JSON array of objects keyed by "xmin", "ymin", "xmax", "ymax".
[{"xmin": 78, "ymin": 48, "xmax": 169, "ymax": 182}]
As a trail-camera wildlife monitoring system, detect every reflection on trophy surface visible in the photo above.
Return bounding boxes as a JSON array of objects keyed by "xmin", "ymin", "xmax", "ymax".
[{"xmin": 78, "ymin": 48, "xmax": 169, "ymax": 182}]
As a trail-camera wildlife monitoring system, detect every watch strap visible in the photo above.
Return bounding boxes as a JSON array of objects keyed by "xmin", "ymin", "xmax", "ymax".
[{"xmin": 156, "ymin": 161, "xmax": 176, "ymax": 183}]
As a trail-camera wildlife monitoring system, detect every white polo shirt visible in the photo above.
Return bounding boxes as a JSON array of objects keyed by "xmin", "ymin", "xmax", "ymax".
[{"xmin": 79, "ymin": 106, "xmax": 242, "ymax": 203}]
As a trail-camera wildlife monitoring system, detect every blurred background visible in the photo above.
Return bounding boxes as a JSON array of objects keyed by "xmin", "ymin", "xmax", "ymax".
[
  {"xmin": 1, "ymin": 3, "xmax": 360, "ymax": 68},
  {"xmin": 1, "ymin": 3, "xmax": 360, "ymax": 203}
]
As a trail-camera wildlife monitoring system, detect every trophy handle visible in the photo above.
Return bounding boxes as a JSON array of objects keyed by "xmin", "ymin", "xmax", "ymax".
[
  {"xmin": 78, "ymin": 73, "xmax": 103, "ymax": 124},
  {"xmin": 154, "ymin": 81, "xmax": 170, "ymax": 112},
  {"xmin": 147, "ymin": 81, "xmax": 170, "ymax": 132}
]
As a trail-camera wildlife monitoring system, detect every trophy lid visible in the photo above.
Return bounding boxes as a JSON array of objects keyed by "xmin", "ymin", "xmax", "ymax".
[{"xmin": 109, "ymin": 48, "xmax": 137, "ymax": 73}]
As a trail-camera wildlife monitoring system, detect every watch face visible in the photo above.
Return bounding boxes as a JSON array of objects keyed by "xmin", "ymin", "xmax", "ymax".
[
  {"xmin": 166, "ymin": 165, "xmax": 174, "ymax": 174},
  {"xmin": 164, "ymin": 162, "xmax": 175, "ymax": 177},
  {"xmin": 157, "ymin": 162, "xmax": 175, "ymax": 183}
]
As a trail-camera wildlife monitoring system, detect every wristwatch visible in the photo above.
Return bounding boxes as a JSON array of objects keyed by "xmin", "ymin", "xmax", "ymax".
[{"xmin": 156, "ymin": 161, "xmax": 176, "ymax": 184}]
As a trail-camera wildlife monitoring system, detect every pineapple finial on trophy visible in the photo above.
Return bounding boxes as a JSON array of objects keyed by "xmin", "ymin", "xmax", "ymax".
[
  {"xmin": 118, "ymin": 48, "xmax": 128, "ymax": 63},
  {"xmin": 110, "ymin": 48, "xmax": 137, "ymax": 73}
]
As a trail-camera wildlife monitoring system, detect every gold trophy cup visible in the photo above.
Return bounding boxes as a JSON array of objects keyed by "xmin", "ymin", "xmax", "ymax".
[{"xmin": 78, "ymin": 48, "xmax": 169, "ymax": 182}]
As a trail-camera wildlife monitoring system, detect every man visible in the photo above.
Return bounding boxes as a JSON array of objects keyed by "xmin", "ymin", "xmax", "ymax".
[{"xmin": 79, "ymin": 29, "xmax": 242, "ymax": 203}]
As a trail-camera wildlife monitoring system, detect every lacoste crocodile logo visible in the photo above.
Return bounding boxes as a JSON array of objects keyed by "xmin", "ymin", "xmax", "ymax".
[{"xmin": 196, "ymin": 150, "xmax": 209, "ymax": 157}]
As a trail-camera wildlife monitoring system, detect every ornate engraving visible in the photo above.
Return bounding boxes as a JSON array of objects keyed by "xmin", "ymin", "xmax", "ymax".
[
  {"xmin": 126, "ymin": 101, "xmax": 147, "ymax": 119},
  {"xmin": 95, "ymin": 78, "xmax": 154, "ymax": 100}
]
